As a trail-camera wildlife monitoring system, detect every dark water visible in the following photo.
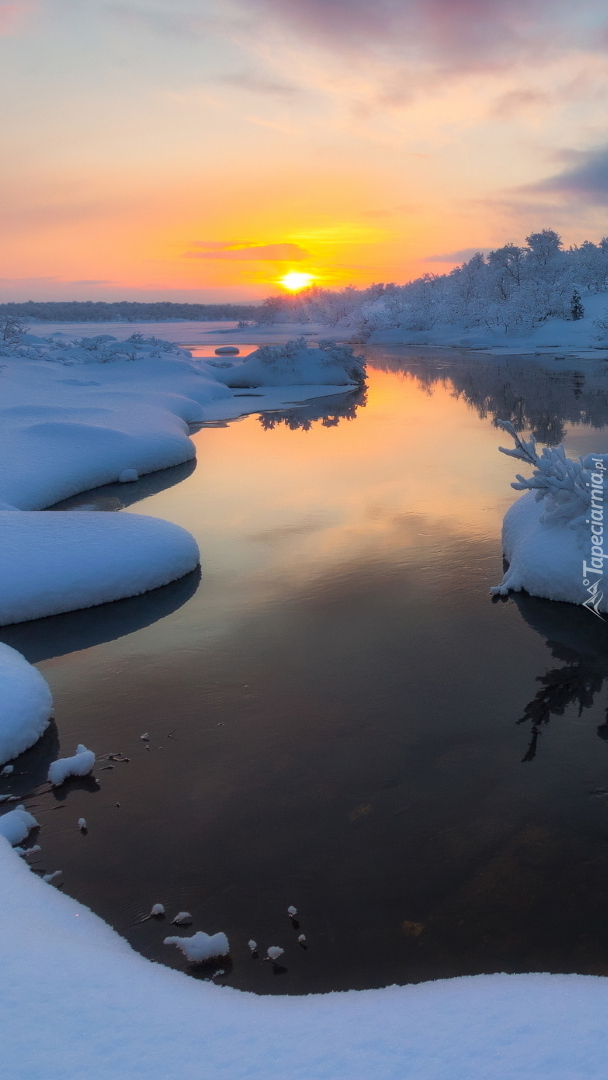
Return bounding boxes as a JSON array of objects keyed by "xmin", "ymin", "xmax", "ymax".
[{"xmin": 3, "ymin": 347, "xmax": 608, "ymax": 994}]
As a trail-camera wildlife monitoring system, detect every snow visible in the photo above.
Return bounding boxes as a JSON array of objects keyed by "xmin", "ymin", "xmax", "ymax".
[
  {"xmin": 0, "ymin": 331, "xmax": 362, "ymax": 633},
  {"xmin": 2, "ymin": 835, "xmax": 607, "ymax": 1080},
  {"xmin": 491, "ymin": 426, "xmax": 608, "ymax": 612},
  {"xmin": 3, "ymin": 318, "xmax": 608, "ymax": 1074},
  {"xmin": 266, "ymin": 945, "xmax": 285, "ymax": 962},
  {"xmin": 201, "ymin": 339, "xmax": 365, "ymax": 388},
  {"xmin": 42, "ymin": 870, "xmax": 62, "ymax": 884},
  {"xmin": 0, "ymin": 511, "xmax": 200, "ymax": 625},
  {"xmin": 150, "ymin": 903, "xmax": 165, "ymax": 917},
  {"xmin": 48, "ymin": 745, "xmax": 95, "ymax": 786},
  {"xmin": 163, "ymin": 930, "xmax": 230, "ymax": 963},
  {"xmin": 171, "ymin": 911, "xmax": 193, "ymax": 925},
  {"xmin": 0, "ymin": 806, "xmax": 38, "ymax": 845},
  {"xmin": 0, "ymin": 642, "xmax": 53, "ymax": 765}
]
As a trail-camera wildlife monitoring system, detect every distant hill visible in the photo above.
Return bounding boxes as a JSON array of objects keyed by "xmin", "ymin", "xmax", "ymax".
[{"xmin": 0, "ymin": 300, "xmax": 263, "ymax": 322}]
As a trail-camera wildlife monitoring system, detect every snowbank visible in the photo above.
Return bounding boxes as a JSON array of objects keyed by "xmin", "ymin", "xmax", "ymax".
[
  {"xmin": 491, "ymin": 490, "xmax": 596, "ymax": 608},
  {"xmin": 491, "ymin": 425, "xmax": 608, "ymax": 613},
  {"xmin": 1, "ymin": 836, "xmax": 608, "ymax": 1079},
  {"xmin": 0, "ymin": 511, "xmax": 200, "ymax": 625},
  {"xmin": 202, "ymin": 338, "xmax": 365, "ymax": 388},
  {"xmin": 0, "ymin": 643, "xmax": 53, "ymax": 765},
  {"xmin": 48, "ymin": 744, "xmax": 95, "ymax": 786}
]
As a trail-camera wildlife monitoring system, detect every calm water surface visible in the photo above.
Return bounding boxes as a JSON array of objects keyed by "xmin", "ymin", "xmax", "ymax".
[{"xmin": 3, "ymin": 347, "xmax": 608, "ymax": 994}]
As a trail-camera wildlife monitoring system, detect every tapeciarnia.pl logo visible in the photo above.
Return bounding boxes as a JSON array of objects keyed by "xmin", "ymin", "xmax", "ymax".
[{"xmin": 582, "ymin": 457, "xmax": 606, "ymax": 619}]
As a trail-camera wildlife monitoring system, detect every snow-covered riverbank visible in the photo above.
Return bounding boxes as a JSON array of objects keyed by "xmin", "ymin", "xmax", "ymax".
[
  {"xmin": 2, "ymin": 328, "xmax": 608, "ymax": 1078},
  {"xmin": 0, "ymin": 332, "xmax": 363, "ymax": 756},
  {"xmin": 2, "ymin": 832, "xmax": 608, "ymax": 1080}
]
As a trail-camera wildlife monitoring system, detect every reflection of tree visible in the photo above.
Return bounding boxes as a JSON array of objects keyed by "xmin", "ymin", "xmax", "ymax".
[
  {"xmin": 258, "ymin": 387, "xmax": 366, "ymax": 432},
  {"xmin": 367, "ymin": 349, "xmax": 608, "ymax": 445},
  {"xmin": 509, "ymin": 593, "xmax": 608, "ymax": 761},
  {"xmin": 517, "ymin": 648, "xmax": 603, "ymax": 762}
]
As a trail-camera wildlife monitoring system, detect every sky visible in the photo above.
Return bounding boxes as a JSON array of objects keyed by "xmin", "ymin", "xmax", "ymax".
[{"xmin": 2, "ymin": 0, "xmax": 608, "ymax": 302}]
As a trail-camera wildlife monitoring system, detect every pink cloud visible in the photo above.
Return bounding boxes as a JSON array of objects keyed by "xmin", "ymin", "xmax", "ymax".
[{"xmin": 0, "ymin": 1, "xmax": 33, "ymax": 36}]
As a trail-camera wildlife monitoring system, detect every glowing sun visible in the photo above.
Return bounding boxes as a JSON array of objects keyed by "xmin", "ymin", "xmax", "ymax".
[{"xmin": 279, "ymin": 271, "xmax": 315, "ymax": 291}]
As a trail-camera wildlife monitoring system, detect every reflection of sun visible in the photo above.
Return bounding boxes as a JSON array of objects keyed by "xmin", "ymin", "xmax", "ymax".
[{"xmin": 279, "ymin": 271, "xmax": 315, "ymax": 291}]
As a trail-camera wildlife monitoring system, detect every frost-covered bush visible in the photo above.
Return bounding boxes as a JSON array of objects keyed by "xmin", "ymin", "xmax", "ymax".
[
  {"xmin": 0, "ymin": 316, "xmax": 28, "ymax": 345},
  {"xmin": 496, "ymin": 419, "xmax": 595, "ymax": 530},
  {"xmin": 0, "ymin": 333, "xmax": 192, "ymax": 364}
]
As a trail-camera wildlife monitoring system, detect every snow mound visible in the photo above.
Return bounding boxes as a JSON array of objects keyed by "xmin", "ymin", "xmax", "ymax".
[
  {"xmin": 491, "ymin": 491, "xmax": 595, "ymax": 607},
  {"xmin": 163, "ymin": 931, "xmax": 229, "ymax": 963},
  {"xmin": 0, "ymin": 511, "xmax": 200, "ymax": 625},
  {"xmin": 0, "ymin": 643, "xmax": 53, "ymax": 765},
  {"xmin": 48, "ymin": 745, "xmax": 95, "ymax": 786},
  {"xmin": 203, "ymin": 338, "xmax": 366, "ymax": 388},
  {"xmin": 491, "ymin": 424, "xmax": 608, "ymax": 613},
  {"xmin": 0, "ymin": 805, "xmax": 38, "ymax": 845}
]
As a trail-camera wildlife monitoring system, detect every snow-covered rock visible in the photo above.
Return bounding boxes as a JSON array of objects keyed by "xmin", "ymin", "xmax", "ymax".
[
  {"xmin": 48, "ymin": 745, "xmax": 95, "ymax": 786},
  {"xmin": 164, "ymin": 931, "xmax": 230, "ymax": 963},
  {"xmin": 0, "ymin": 511, "xmax": 200, "ymax": 625},
  {"xmin": 0, "ymin": 805, "xmax": 38, "ymax": 845},
  {"xmin": 171, "ymin": 912, "xmax": 193, "ymax": 926},
  {"xmin": 0, "ymin": 643, "xmax": 53, "ymax": 765}
]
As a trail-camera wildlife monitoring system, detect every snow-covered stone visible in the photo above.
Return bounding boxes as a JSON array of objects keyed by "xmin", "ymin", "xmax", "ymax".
[
  {"xmin": 171, "ymin": 912, "xmax": 193, "ymax": 926},
  {"xmin": 48, "ymin": 745, "xmax": 95, "ymax": 786},
  {"xmin": 164, "ymin": 931, "xmax": 229, "ymax": 963},
  {"xmin": 0, "ymin": 805, "xmax": 38, "ymax": 845}
]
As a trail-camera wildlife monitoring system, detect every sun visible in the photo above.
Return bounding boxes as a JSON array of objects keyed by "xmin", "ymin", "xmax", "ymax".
[{"xmin": 279, "ymin": 271, "xmax": 315, "ymax": 292}]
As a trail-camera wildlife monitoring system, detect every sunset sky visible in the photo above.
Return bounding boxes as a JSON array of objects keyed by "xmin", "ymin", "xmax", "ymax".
[{"xmin": 2, "ymin": 0, "xmax": 608, "ymax": 301}]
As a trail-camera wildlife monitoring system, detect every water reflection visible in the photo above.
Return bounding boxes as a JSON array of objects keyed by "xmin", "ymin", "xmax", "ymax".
[
  {"xmin": 259, "ymin": 387, "xmax": 367, "ymax": 431},
  {"xmin": 0, "ymin": 568, "xmax": 201, "ymax": 662},
  {"xmin": 48, "ymin": 458, "xmax": 196, "ymax": 512},
  {"xmin": 9, "ymin": 353, "xmax": 608, "ymax": 993},
  {"xmin": 510, "ymin": 592, "xmax": 608, "ymax": 763},
  {"xmin": 366, "ymin": 348, "xmax": 608, "ymax": 444}
]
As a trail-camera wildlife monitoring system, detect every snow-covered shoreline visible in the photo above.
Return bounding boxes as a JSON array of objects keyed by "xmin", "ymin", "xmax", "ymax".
[
  {"xmin": 0, "ymin": 333, "xmax": 363, "ymax": 757},
  {"xmin": 2, "ymin": 832, "xmax": 608, "ymax": 1079},
  {"xmin": 2, "ymin": 326, "xmax": 608, "ymax": 1077}
]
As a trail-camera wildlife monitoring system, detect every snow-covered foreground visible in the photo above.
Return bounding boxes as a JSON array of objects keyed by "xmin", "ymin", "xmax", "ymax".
[{"xmin": 2, "ymin": 837, "xmax": 608, "ymax": 1080}]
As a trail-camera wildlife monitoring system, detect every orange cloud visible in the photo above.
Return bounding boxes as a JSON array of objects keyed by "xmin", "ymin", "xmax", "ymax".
[{"xmin": 185, "ymin": 242, "xmax": 310, "ymax": 261}]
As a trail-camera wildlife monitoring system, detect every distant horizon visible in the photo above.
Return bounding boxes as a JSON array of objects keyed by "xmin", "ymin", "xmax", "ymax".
[{"xmin": 4, "ymin": 3, "xmax": 608, "ymax": 300}]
